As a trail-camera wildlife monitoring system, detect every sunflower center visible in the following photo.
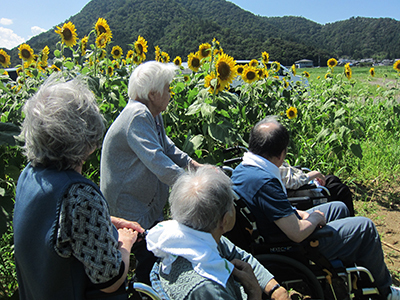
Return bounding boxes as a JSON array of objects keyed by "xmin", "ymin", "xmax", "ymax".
[
  {"xmin": 192, "ymin": 57, "xmax": 200, "ymax": 68},
  {"xmin": 201, "ymin": 48, "xmax": 210, "ymax": 58},
  {"xmin": 289, "ymin": 110, "xmax": 295, "ymax": 117},
  {"xmin": 137, "ymin": 44, "xmax": 143, "ymax": 55},
  {"xmin": 174, "ymin": 59, "xmax": 180, "ymax": 66},
  {"xmin": 0, "ymin": 55, "xmax": 5, "ymax": 64},
  {"xmin": 246, "ymin": 71, "xmax": 256, "ymax": 80},
  {"xmin": 237, "ymin": 66, "xmax": 243, "ymax": 74},
  {"xmin": 114, "ymin": 50, "xmax": 120, "ymax": 56},
  {"xmin": 218, "ymin": 62, "xmax": 231, "ymax": 80},
  {"xmin": 21, "ymin": 49, "xmax": 31, "ymax": 59},
  {"xmin": 98, "ymin": 25, "xmax": 106, "ymax": 34},
  {"xmin": 63, "ymin": 28, "xmax": 72, "ymax": 41}
]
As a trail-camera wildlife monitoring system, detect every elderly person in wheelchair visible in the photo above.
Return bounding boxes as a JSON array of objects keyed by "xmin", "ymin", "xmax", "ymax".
[
  {"xmin": 231, "ymin": 116, "xmax": 400, "ymax": 300},
  {"xmin": 146, "ymin": 165, "xmax": 290, "ymax": 300}
]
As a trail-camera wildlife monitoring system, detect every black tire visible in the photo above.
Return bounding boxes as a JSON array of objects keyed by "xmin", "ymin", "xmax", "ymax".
[{"xmin": 255, "ymin": 254, "xmax": 325, "ymax": 300}]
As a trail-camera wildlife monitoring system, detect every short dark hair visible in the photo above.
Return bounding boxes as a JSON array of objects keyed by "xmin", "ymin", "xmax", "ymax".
[{"xmin": 249, "ymin": 116, "xmax": 289, "ymax": 158}]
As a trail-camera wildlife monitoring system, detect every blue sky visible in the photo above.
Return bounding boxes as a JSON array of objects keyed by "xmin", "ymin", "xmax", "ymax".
[{"xmin": 1, "ymin": 0, "xmax": 399, "ymax": 50}]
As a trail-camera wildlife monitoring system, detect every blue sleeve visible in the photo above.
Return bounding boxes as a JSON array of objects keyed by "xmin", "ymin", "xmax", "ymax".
[{"xmin": 255, "ymin": 178, "xmax": 297, "ymax": 221}]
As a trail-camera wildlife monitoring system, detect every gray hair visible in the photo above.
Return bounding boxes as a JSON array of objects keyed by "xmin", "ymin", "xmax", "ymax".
[
  {"xmin": 128, "ymin": 61, "xmax": 177, "ymax": 102},
  {"xmin": 21, "ymin": 75, "xmax": 105, "ymax": 171},
  {"xmin": 169, "ymin": 165, "xmax": 234, "ymax": 233}
]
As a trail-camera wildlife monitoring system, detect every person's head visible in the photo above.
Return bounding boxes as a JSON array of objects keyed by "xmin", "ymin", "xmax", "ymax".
[
  {"xmin": 21, "ymin": 75, "xmax": 105, "ymax": 171},
  {"xmin": 169, "ymin": 165, "xmax": 235, "ymax": 234},
  {"xmin": 128, "ymin": 61, "xmax": 176, "ymax": 113},
  {"xmin": 249, "ymin": 116, "xmax": 289, "ymax": 160}
]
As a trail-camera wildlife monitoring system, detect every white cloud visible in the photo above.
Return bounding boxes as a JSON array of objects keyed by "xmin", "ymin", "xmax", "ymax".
[
  {"xmin": 31, "ymin": 26, "xmax": 46, "ymax": 36},
  {"xmin": 0, "ymin": 18, "xmax": 13, "ymax": 26},
  {"xmin": 0, "ymin": 27, "xmax": 25, "ymax": 50}
]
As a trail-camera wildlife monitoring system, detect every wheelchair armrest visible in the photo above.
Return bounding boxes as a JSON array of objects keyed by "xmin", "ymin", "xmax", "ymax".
[{"xmin": 306, "ymin": 226, "xmax": 333, "ymax": 241}]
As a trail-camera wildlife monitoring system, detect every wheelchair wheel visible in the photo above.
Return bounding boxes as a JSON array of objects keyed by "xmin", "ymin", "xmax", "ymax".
[{"xmin": 256, "ymin": 254, "xmax": 325, "ymax": 300}]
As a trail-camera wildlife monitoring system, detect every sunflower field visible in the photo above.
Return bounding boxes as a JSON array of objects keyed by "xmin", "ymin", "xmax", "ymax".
[{"xmin": 1, "ymin": 18, "xmax": 400, "ymax": 297}]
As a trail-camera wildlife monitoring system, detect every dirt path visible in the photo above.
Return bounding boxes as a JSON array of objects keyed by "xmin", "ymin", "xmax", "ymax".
[{"xmin": 353, "ymin": 182, "xmax": 400, "ymax": 285}]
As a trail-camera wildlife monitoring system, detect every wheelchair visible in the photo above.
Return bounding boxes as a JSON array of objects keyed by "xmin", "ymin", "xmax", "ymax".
[
  {"xmin": 86, "ymin": 281, "xmax": 161, "ymax": 300},
  {"xmin": 223, "ymin": 193, "xmax": 381, "ymax": 300},
  {"xmin": 221, "ymin": 147, "xmax": 381, "ymax": 300}
]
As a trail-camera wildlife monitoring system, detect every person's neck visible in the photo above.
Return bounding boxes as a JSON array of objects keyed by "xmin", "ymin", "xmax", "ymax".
[
  {"xmin": 136, "ymin": 98, "xmax": 159, "ymax": 117},
  {"xmin": 260, "ymin": 154, "xmax": 282, "ymax": 168}
]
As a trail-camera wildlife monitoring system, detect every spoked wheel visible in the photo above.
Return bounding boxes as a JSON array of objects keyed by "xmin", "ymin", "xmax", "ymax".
[{"xmin": 256, "ymin": 254, "xmax": 325, "ymax": 300}]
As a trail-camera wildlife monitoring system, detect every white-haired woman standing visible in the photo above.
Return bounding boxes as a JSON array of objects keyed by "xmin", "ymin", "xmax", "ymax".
[
  {"xmin": 100, "ymin": 61, "xmax": 201, "ymax": 284},
  {"xmin": 14, "ymin": 76, "xmax": 143, "ymax": 300},
  {"xmin": 147, "ymin": 166, "xmax": 290, "ymax": 300}
]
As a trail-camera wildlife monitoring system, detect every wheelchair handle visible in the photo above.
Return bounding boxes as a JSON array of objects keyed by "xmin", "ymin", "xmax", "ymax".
[{"xmin": 126, "ymin": 282, "xmax": 161, "ymax": 300}]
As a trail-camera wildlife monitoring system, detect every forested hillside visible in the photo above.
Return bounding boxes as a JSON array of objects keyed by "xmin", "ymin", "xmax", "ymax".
[{"xmin": 4, "ymin": 0, "xmax": 400, "ymax": 67}]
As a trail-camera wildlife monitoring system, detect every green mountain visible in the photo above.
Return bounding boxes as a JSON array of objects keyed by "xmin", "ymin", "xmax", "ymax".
[{"xmin": 5, "ymin": 0, "xmax": 400, "ymax": 67}]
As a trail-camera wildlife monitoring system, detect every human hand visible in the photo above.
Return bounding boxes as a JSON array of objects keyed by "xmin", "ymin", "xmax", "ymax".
[
  {"xmin": 188, "ymin": 159, "xmax": 202, "ymax": 171},
  {"xmin": 118, "ymin": 227, "xmax": 138, "ymax": 251},
  {"xmin": 308, "ymin": 210, "xmax": 326, "ymax": 227},
  {"xmin": 231, "ymin": 259, "xmax": 262, "ymax": 300},
  {"xmin": 111, "ymin": 216, "xmax": 144, "ymax": 232},
  {"xmin": 307, "ymin": 171, "xmax": 326, "ymax": 186}
]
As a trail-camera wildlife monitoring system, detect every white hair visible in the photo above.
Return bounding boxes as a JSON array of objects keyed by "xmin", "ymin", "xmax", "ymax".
[
  {"xmin": 169, "ymin": 165, "xmax": 234, "ymax": 233},
  {"xmin": 128, "ymin": 61, "xmax": 177, "ymax": 102},
  {"xmin": 21, "ymin": 75, "xmax": 105, "ymax": 170}
]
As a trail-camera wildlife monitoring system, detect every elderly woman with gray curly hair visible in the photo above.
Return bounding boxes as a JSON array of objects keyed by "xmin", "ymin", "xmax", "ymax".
[
  {"xmin": 13, "ymin": 76, "xmax": 144, "ymax": 300},
  {"xmin": 146, "ymin": 165, "xmax": 290, "ymax": 300}
]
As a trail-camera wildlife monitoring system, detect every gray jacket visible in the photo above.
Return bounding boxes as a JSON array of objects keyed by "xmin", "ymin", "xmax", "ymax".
[{"xmin": 100, "ymin": 100, "xmax": 190, "ymax": 229}]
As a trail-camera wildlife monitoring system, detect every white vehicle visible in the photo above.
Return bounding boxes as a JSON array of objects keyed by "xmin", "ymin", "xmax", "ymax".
[{"xmin": 231, "ymin": 60, "xmax": 309, "ymax": 90}]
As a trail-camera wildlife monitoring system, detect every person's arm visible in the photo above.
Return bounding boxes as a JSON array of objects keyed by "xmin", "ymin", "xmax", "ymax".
[
  {"xmin": 230, "ymin": 259, "xmax": 262, "ymax": 300},
  {"xmin": 279, "ymin": 162, "xmax": 309, "ymax": 190},
  {"xmin": 101, "ymin": 227, "xmax": 137, "ymax": 293},
  {"xmin": 274, "ymin": 210, "xmax": 326, "ymax": 243},
  {"xmin": 127, "ymin": 111, "xmax": 185, "ymax": 186}
]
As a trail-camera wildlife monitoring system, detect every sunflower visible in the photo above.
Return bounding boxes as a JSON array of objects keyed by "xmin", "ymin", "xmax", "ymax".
[
  {"xmin": 96, "ymin": 33, "xmax": 109, "ymax": 49},
  {"xmin": 155, "ymin": 46, "xmax": 161, "ymax": 62},
  {"xmin": 112, "ymin": 60, "xmax": 120, "ymax": 69},
  {"xmin": 198, "ymin": 43, "xmax": 212, "ymax": 59},
  {"xmin": 215, "ymin": 53, "xmax": 237, "ymax": 88},
  {"xmin": 111, "ymin": 46, "xmax": 123, "ymax": 59},
  {"xmin": 106, "ymin": 65, "xmax": 114, "ymax": 76},
  {"xmin": 55, "ymin": 22, "xmax": 78, "ymax": 47},
  {"xmin": 126, "ymin": 50, "xmax": 134, "ymax": 59},
  {"xmin": 18, "ymin": 44, "xmax": 34, "ymax": 62},
  {"xmin": 236, "ymin": 65, "xmax": 244, "ymax": 75},
  {"xmin": 241, "ymin": 66, "xmax": 259, "ymax": 84},
  {"xmin": 325, "ymin": 73, "xmax": 332, "ymax": 79},
  {"xmin": 303, "ymin": 71, "xmax": 310, "ymax": 78},
  {"xmin": 344, "ymin": 66, "xmax": 352, "ymax": 80},
  {"xmin": 257, "ymin": 68, "xmax": 266, "ymax": 79},
  {"xmin": 188, "ymin": 52, "xmax": 201, "ymax": 72},
  {"xmin": 161, "ymin": 51, "xmax": 170, "ymax": 63},
  {"xmin": 134, "ymin": 36, "xmax": 148, "ymax": 60},
  {"xmin": 173, "ymin": 56, "xmax": 182, "ymax": 66},
  {"xmin": 51, "ymin": 65, "xmax": 61, "ymax": 72},
  {"xmin": 327, "ymin": 58, "xmax": 338, "ymax": 68},
  {"xmin": 282, "ymin": 78, "xmax": 289, "ymax": 89},
  {"xmin": 0, "ymin": 49, "xmax": 11, "ymax": 68},
  {"xmin": 37, "ymin": 61, "xmax": 47, "ymax": 73},
  {"xmin": 132, "ymin": 55, "xmax": 143, "ymax": 65},
  {"xmin": 393, "ymin": 60, "xmax": 400, "ymax": 72},
  {"xmin": 80, "ymin": 36, "xmax": 89, "ymax": 55},
  {"xmin": 95, "ymin": 18, "xmax": 112, "ymax": 39},
  {"xmin": 291, "ymin": 64, "xmax": 296, "ymax": 76},
  {"xmin": 270, "ymin": 61, "xmax": 281, "ymax": 73},
  {"xmin": 183, "ymin": 75, "xmax": 190, "ymax": 82},
  {"xmin": 261, "ymin": 51, "xmax": 269, "ymax": 66},
  {"xmin": 41, "ymin": 46, "xmax": 49, "ymax": 64},
  {"xmin": 369, "ymin": 67, "xmax": 375, "ymax": 77},
  {"xmin": 249, "ymin": 59, "xmax": 259, "ymax": 68},
  {"xmin": 212, "ymin": 38, "xmax": 223, "ymax": 56},
  {"xmin": 286, "ymin": 107, "xmax": 298, "ymax": 119},
  {"xmin": 204, "ymin": 72, "xmax": 224, "ymax": 94}
]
